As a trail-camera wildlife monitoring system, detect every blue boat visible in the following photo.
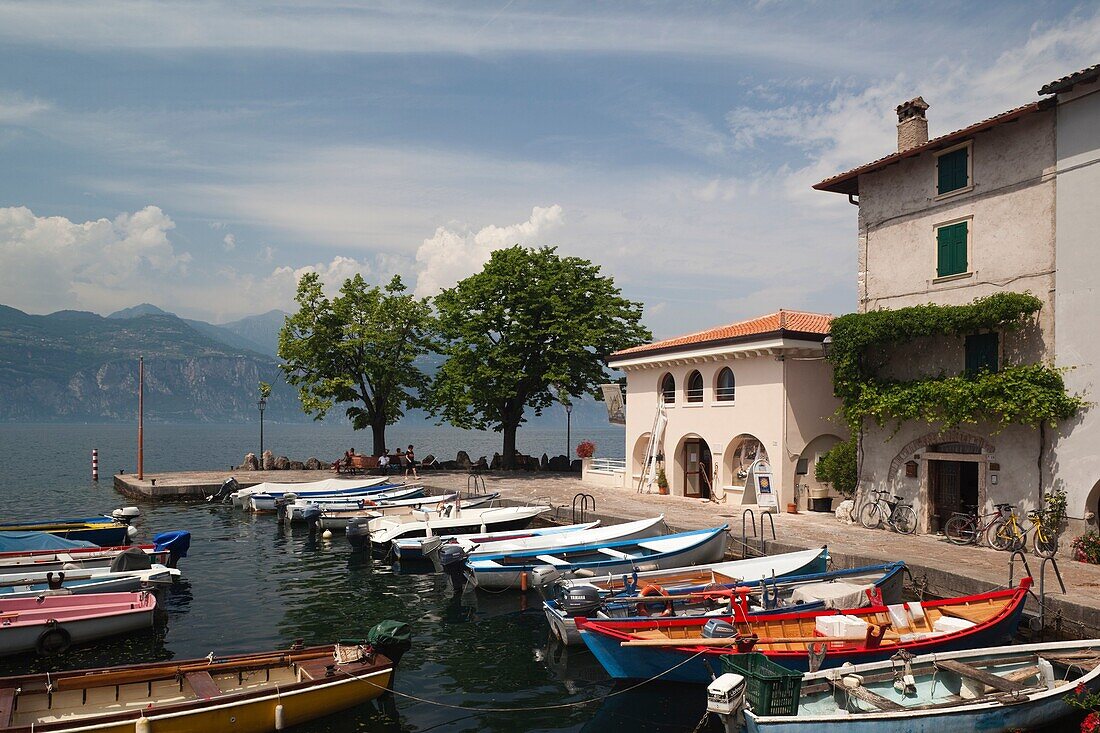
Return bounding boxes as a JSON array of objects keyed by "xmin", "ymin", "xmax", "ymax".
[
  {"xmin": 0, "ymin": 518, "xmax": 131, "ymax": 547},
  {"xmin": 575, "ymin": 579, "xmax": 1032, "ymax": 683}
]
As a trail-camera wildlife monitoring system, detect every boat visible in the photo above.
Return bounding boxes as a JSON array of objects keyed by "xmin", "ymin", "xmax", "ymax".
[
  {"xmin": 575, "ymin": 578, "xmax": 1033, "ymax": 683},
  {"xmin": 351, "ymin": 505, "xmax": 551, "ymax": 555},
  {"xmin": 319, "ymin": 493, "xmax": 502, "ymax": 530},
  {"xmin": 229, "ymin": 476, "xmax": 391, "ymax": 508},
  {"xmin": 466, "ymin": 525, "xmax": 731, "ymax": 592},
  {"xmin": 0, "ymin": 517, "xmax": 134, "ymax": 547},
  {"xmin": 461, "ymin": 516, "xmax": 668, "ymax": 558},
  {"xmin": 247, "ymin": 481, "xmax": 403, "ymax": 513},
  {"xmin": 391, "ymin": 520, "xmax": 601, "ymax": 562},
  {"xmin": 0, "ymin": 531, "xmax": 191, "ymax": 573},
  {"xmin": 281, "ymin": 486, "xmax": 426, "ymax": 521},
  {"xmin": 0, "ymin": 621, "xmax": 410, "ymax": 732},
  {"xmin": 544, "ymin": 548, "xmax": 847, "ymax": 645},
  {"xmin": 740, "ymin": 638, "xmax": 1100, "ymax": 733},
  {"xmin": 0, "ymin": 591, "xmax": 157, "ymax": 657},
  {"xmin": 0, "ymin": 549, "xmax": 180, "ymax": 599}
]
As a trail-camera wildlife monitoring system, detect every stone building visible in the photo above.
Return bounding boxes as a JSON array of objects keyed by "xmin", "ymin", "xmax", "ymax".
[{"xmin": 814, "ymin": 64, "xmax": 1100, "ymax": 535}]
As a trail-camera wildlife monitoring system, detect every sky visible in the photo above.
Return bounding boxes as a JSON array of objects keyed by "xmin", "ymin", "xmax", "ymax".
[{"xmin": 0, "ymin": 1, "xmax": 1098, "ymax": 337}]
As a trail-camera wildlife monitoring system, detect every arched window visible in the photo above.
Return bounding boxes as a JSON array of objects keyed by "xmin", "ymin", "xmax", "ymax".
[
  {"xmin": 660, "ymin": 373, "xmax": 676, "ymax": 404},
  {"xmin": 685, "ymin": 370, "xmax": 704, "ymax": 403},
  {"xmin": 716, "ymin": 367, "xmax": 735, "ymax": 401}
]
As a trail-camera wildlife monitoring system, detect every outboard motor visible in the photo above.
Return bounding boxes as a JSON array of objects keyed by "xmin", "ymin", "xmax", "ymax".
[
  {"xmin": 438, "ymin": 544, "xmax": 469, "ymax": 594},
  {"xmin": 301, "ymin": 507, "xmax": 322, "ymax": 535},
  {"xmin": 46, "ymin": 571, "xmax": 65, "ymax": 590},
  {"xmin": 529, "ymin": 564, "xmax": 562, "ymax": 589},
  {"xmin": 110, "ymin": 547, "xmax": 153, "ymax": 573},
  {"xmin": 152, "ymin": 530, "xmax": 191, "ymax": 568},
  {"xmin": 111, "ymin": 507, "xmax": 141, "ymax": 524},
  {"xmin": 366, "ymin": 620, "xmax": 412, "ymax": 668},
  {"xmin": 208, "ymin": 477, "xmax": 240, "ymax": 503},
  {"xmin": 346, "ymin": 518, "xmax": 372, "ymax": 550},
  {"xmin": 559, "ymin": 584, "xmax": 602, "ymax": 617},
  {"xmin": 701, "ymin": 618, "xmax": 738, "ymax": 639}
]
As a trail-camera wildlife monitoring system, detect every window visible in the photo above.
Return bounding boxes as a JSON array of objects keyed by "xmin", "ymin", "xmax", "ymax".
[
  {"xmin": 936, "ymin": 221, "xmax": 968, "ymax": 277},
  {"xmin": 685, "ymin": 371, "xmax": 704, "ymax": 403},
  {"xmin": 965, "ymin": 332, "xmax": 999, "ymax": 375},
  {"xmin": 937, "ymin": 145, "xmax": 969, "ymax": 195},
  {"xmin": 660, "ymin": 373, "xmax": 676, "ymax": 404},
  {"xmin": 716, "ymin": 367, "xmax": 735, "ymax": 401}
]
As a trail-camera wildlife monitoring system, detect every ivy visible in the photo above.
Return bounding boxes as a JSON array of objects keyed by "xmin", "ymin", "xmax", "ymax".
[{"xmin": 828, "ymin": 292, "xmax": 1085, "ymax": 431}]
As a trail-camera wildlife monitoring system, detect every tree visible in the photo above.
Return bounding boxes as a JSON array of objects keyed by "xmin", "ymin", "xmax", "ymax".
[
  {"xmin": 429, "ymin": 245, "xmax": 650, "ymax": 468},
  {"xmin": 278, "ymin": 273, "xmax": 436, "ymax": 455},
  {"xmin": 815, "ymin": 437, "xmax": 857, "ymax": 498}
]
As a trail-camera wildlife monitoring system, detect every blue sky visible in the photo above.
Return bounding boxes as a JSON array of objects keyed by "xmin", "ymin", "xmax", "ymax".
[{"xmin": 0, "ymin": 1, "xmax": 1097, "ymax": 337}]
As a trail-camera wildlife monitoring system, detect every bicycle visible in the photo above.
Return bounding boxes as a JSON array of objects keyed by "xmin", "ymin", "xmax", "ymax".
[
  {"xmin": 943, "ymin": 503, "xmax": 1014, "ymax": 546},
  {"xmin": 990, "ymin": 507, "xmax": 1058, "ymax": 556},
  {"xmin": 859, "ymin": 490, "xmax": 917, "ymax": 535}
]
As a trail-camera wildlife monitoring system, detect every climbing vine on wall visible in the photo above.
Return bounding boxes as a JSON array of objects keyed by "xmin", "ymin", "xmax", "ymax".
[{"xmin": 827, "ymin": 292, "xmax": 1085, "ymax": 431}]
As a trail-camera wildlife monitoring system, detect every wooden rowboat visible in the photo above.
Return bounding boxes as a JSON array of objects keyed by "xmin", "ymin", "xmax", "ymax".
[
  {"xmin": 743, "ymin": 638, "xmax": 1100, "ymax": 733},
  {"xmin": 0, "ymin": 519, "xmax": 130, "ymax": 548},
  {"xmin": 0, "ymin": 642, "xmax": 399, "ymax": 732},
  {"xmin": 0, "ymin": 592, "xmax": 157, "ymax": 657},
  {"xmin": 575, "ymin": 578, "xmax": 1032, "ymax": 683}
]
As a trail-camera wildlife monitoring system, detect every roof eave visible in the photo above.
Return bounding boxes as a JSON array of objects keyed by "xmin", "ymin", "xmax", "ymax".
[{"xmin": 607, "ymin": 327, "xmax": 829, "ymax": 364}]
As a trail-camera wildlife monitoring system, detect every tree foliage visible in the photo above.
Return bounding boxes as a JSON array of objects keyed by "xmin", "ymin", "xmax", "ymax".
[
  {"xmin": 278, "ymin": 273, "xmax": 436, "ymax": 454},
  {"xmin": 827, "ymin": 292, "xmax": 1084, "ymax": 432},
  {"xmin": 428, "ymin": 245, "xmax": 650, "ymax": 468},
  {"xmin": 814, "ymin": 437, "xmax": 857, "ymax": 497}
]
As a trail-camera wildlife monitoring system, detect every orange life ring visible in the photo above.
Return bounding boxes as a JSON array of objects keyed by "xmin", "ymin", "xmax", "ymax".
[{"xmin": 636, "ymin": 584, "xmax": 673, "ymax": 617}]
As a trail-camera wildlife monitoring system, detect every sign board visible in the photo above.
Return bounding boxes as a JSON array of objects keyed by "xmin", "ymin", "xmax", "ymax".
[
  {"xmin": 600, "ymin": 384, "xmax": 626, "ymax": 425},
  {"xmin": 744, "ymin": 459, "xmax": 778, "ymax": 510}
]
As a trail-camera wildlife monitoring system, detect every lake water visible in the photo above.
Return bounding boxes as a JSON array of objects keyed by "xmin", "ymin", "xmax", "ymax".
[{"xmin": 0, "ymin": 423, "xmax": 1082, "ymax": 732}]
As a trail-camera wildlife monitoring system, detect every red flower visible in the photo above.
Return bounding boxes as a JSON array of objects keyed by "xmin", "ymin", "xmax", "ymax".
[
  {"xmin": 1082, "ymin": 711, "xmax": 1100, "ymax": 733},
  {"xmin": 1078, "ymin": 682, "xmax": 1087, "ymax": 695}
]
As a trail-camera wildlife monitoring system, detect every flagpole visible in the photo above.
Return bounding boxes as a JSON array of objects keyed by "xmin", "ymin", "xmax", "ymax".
[{"xmin": 137, "ymin": 355, "xmax": 144, "ymax": 481}]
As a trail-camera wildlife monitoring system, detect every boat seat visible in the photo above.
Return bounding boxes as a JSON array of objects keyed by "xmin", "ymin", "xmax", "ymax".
[
  {"xmin": 535, "ymin": 555, "xmax": 569, "ymax": 567},
  {"xmin": 830, "ymin": 679, "xmax": 905, "ymax": 711},
  {"xmin": 596, "ymin": 548, "xmax": 636, "ymax": 560},
  {"xmin": 0, "ymin": 687, "xmax": 14, "ymax": 726},
  {"xmin": 184, "ymin": 671, "xmax": 222, "ymax": 700},
  {"xmin": 934, "ymin": 659, "xmax": 1030, "ymax": 693}
]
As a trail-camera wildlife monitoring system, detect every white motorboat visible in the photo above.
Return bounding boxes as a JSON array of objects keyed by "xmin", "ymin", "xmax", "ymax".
[
  {"xmin": 317, "ymin": 493, "xmax": 500, "ymax": 530},
  {"xmin": 459, "ymin": 515, "xmax": 666, "ymax": 557},
  {"xmin": 392, "ymin": 520, "xmax": 601, "ymax": 561},
  {"xmin": 282, "ymin": 486, "xmax": 427, "ymax": 521},
  {"xmin": 349, "ymin": 505, "xmax": 551, "ymax": 556},
  {"xmin": 230, "ymin": 477, "xmax": 391, "ymax": 508}
]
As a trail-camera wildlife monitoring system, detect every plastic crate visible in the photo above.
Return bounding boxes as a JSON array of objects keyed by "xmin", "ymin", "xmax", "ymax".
[{"xmin": 720, "ymin": 652, "xmax": 802, "ymax": 716}]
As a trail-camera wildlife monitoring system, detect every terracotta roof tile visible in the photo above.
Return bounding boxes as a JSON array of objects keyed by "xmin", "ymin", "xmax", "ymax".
[
  {"xmin": 1039, "ymin": 63, "xmax": 1100, "ymax": 95},
  {"xmin": 813, "ymin": 101, "xmax": 1050, "ymax": 195},
  {"xmin": 610, "ymin": 310, "xmax": 832, "ymax": 360}
]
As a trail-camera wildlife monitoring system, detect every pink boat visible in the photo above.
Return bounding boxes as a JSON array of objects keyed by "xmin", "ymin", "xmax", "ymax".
[{"xmin": 0, "ymin": 592, "xmax": 157, "ymax": 656}]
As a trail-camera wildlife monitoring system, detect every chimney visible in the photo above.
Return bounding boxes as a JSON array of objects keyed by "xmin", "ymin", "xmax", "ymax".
[{"xmin": 895, "ymin": 96, "xmax": 929, "ymax": 152}]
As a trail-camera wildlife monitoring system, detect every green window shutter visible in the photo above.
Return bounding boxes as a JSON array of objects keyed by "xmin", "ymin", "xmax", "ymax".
[
  {"xmin": 937, "ymin": 147, "xmax": 969, "ymax": 195},
  {"xmin": 965, "ymin": 332, "xmax": 999, "ymax": 374},
  {"xmin": 937, "ymin": 222, "xmax": 968, "ymax": 277}
]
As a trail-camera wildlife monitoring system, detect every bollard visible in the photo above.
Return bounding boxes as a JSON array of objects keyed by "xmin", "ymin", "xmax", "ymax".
[{"xmin": 92, "ymin": 449, "xmax": 99, "ymax": 481}]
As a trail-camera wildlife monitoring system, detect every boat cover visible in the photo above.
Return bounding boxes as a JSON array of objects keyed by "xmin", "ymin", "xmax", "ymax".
[
  {"xmin": 789, "ymin": 580, "xmax": 872, "ymax": 609},
  {"xmin": 0, "ymin": 531, "xmax": 97, "ymax": 553}
]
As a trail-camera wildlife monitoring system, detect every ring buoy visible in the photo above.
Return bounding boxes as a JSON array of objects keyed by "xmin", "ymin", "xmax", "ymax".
[
  {"xmin": 636, "ymin": 584, "xmax": 673, "ymax": 617},
  {"xmin": 36, "ymin": 620, "xmax": 72, "ymax": 655}
]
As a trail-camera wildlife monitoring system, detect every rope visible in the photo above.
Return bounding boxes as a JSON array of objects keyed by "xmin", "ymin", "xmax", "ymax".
[{"xmin": 340, "ymin": 649, "xmax": 710, "ymax": 713}]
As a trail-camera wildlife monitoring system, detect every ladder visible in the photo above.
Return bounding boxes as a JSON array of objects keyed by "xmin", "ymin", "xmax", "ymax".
[{"xmin": 636, "ymin": 403, "xmax": 667, "ymax": 493}]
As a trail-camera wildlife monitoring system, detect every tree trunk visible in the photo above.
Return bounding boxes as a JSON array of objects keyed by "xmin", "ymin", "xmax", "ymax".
[
  {"xmin": 371, "ymin": 419, "xmax": 387, "ymax": 457},
  {"xmin": 502, "ymin": 421, "xmax": 518, "ymax": 470}
]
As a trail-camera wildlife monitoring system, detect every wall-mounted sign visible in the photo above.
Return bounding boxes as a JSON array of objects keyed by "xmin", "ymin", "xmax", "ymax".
[{"xmin": 600, "ymin": 384, "xmax": 626, "ymax": 425}]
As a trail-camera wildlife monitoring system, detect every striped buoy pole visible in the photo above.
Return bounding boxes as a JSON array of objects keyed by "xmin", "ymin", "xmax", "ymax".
[{"xmin": 92, "ymin": 449, "xmax": 99, "ymax": 481}]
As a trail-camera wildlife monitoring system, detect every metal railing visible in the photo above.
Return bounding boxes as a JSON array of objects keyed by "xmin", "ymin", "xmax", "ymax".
[
  {"xmin": 587, "ymin": 458, "xmax": 626, "ymax": 473},
  {"xmin": 737, "ymin": 509, "xmax": 777, "ymax": 558}
]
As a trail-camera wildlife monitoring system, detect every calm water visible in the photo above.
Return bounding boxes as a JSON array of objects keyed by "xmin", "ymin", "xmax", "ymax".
[{"xmin": 0, "ymin": 423, "xmax": 726, "ymax": 733}]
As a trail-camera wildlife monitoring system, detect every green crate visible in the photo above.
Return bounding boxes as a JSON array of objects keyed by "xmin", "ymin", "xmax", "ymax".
[{"xmin": 721, "ymin": 652, "xmax": 802, "ymax": 716}]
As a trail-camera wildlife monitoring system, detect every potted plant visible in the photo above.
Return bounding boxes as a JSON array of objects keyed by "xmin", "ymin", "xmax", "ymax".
[
  {"xmin": 656, "ymin": 467, "xmax": 669, "ymax": 495},
  {"xmin": 813, "ymin": 438, "xmax": 857, "ymax": 512}
]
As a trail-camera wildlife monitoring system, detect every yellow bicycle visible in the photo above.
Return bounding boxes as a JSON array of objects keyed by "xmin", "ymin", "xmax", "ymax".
[{"xmin": 989, "ymin": 506, "xmax": 1057, "ymax": 556}]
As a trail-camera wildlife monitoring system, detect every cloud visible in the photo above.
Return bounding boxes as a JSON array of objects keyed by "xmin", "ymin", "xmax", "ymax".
[
  {"xmin": 0, "ymin": 91, "xmax": 49, "ymax": 123},
  {"xmin": 0, "ymin": 205, "xmax": 190, "ymax": 313},
  {"xmin": 222, "ymin": 233, "xmax": 235, "ymax": 250},
  {"xmin": 412, "ymin": 205, "xmax": 563, "ymax": 297}
]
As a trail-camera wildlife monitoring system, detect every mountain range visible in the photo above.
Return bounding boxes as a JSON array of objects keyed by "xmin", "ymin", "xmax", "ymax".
[{"xmin": 0, "ymin": 303, "xmax": 615, "ymax": 427}]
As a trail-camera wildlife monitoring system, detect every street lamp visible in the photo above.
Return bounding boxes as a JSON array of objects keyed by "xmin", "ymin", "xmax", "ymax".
[
  {"xmin": 257, "ymin": 395, "xmax": 267, "ymax": 457},
  {"xmin": 565, "ymin": 401, "xmax": 573, "ymax": 458},
  {"xmin": 821, "ymin": 335, "xmax": 834, "ymax": 358}
]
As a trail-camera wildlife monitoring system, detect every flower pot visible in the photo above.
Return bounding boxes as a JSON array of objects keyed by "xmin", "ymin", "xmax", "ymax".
[
  {"xmin": 658, "ymin": 485, "xmax": 669, "ymax": 495},
  {"xmin": 810, "ymin": 497, "xmax": 834, "ymax": 513},
  {"xmin": 786, "ymin": 503, "xmax": 798, "ymax": 514}
]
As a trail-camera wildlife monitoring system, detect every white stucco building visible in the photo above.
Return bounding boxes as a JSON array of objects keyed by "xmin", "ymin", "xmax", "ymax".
[
  {"xmin": 602, "ymin": 310, "xmax": 846, "ymax": 509},
  {"xmin": 814, "ymin": 63, "xmax": 1100, "ymax": 535}
]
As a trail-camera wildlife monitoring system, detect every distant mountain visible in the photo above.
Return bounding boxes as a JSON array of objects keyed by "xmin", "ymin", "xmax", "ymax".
[
  {"xmin": 0, "ymin": 305, "xmax": 298, "ymax": 422},
  {"xmin": 107, "ymin": 303, "xmax": 170, "ymax": 319},
  {"xmin": 218, "ymin": 310, "xmax": 288, "ymax": 357},
  {"xmin": 109, "ymin": 303, "xmax": 275, "ymax": 357}
]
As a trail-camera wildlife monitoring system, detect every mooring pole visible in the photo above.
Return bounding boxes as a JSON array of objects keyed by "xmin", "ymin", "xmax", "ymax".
[
  {"xmin": 137, "ymin": 355, "xmax": 144, "ymax": 481},
  {"xmin": 92, "ymin": 449, "xmax": 99, "ymax": 481}
]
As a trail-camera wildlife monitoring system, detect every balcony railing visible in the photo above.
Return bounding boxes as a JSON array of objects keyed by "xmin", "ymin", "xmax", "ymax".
[{"xmin": 588, "ymin": 458, "xmax": 626, "ymax": 473}]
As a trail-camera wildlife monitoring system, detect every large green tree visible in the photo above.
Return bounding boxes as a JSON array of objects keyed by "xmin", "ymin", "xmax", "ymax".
[
  {"xmin": 429, "ymin": 245, "xmax": 650, "ymax": 468},
  {"xmin": 278, "ymin": 273, "xmax": 436, "ymax": 455}
]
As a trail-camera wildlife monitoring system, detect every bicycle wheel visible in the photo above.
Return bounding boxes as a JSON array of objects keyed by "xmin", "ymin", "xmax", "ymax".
[
  {"xmin": 859, "ymin": 503, "xmax": 882, "ymax": 529},
  {"xmin": 988, "ymin": 519, "xmax": 1023, "ymax": 551},
  {"xmin": 944, "ymin": 514, "xmax": 976, "ymax": 545},
  {"xmin": 1034, "ymin": 525, "xmax": 1058, "ymax": 557},
  {"xmin": 893, "ymin": 505, "xmax": 917, "ymax": 535}
]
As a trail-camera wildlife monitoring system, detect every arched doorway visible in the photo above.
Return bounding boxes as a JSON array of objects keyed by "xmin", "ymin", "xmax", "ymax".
[
  {"xmin": 674, "ymin": 434, "xmax": 712, "ymax": 499},
  {"xmin": 798, "ymin": 434, "xmax": 844, "ymax": 510},
  {"xmin": 723, "ymin": 434, "xmax": 769, "ymax": 488},
  {"xmin": 632, "ymin": 432, "xmax": 653, "ymax": 483},
  {"xmin": 927, "ymin": 440, "xmax": 982, "ymax": 533}
]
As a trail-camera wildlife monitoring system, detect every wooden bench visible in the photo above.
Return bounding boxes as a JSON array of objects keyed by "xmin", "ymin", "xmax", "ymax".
[
  {"xmin": 0, "ymin": 687, "xmax": 16, "ymax": 727},
  {"xmin": 935, "ymin": 659, "xmax": 1030, "ymax": 693},
  {"xmin": 184, "ymin": 671, "xmax": 222, "ymax": 700}
]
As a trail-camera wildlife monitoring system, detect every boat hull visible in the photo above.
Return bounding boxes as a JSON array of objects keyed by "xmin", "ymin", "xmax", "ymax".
[
  {"xmin": 0, "ymin": 593, "xmax": 156, "ymax": 656},
  {"xmin": 357, "ymin": 513, "xmax": 543, "ymax": 555},
  {"xmin": 0, "ymin": 523, "xmax": 129, "ymax": 548}
]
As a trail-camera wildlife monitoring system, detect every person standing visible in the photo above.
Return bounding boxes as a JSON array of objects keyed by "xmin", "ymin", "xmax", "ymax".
[{"xmin": 404, "ymin": 444, "xmax": 418, "ymax": 479}]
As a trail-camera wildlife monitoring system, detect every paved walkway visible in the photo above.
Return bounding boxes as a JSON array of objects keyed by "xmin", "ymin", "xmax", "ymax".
[{"xmin": 421, "ymin": 470, "xmax": 1100, "ymax": 637}]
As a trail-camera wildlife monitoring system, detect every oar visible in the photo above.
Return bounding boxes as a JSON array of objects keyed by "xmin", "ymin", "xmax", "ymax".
[
  {"xmin": 620, "ymin": 635, "xmax": 892, "ymax": 647},
  {"xmin": 608, "ymin": 590, "xmax": 737, "ymax": 603}
]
